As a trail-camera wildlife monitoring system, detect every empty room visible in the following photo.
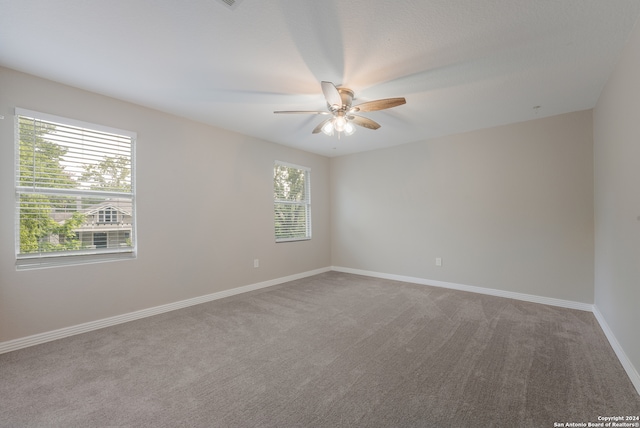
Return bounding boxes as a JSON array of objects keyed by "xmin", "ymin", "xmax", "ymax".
[{"xmin": 1, "ymin": 1, "xmax": 639, "ymax": 426}]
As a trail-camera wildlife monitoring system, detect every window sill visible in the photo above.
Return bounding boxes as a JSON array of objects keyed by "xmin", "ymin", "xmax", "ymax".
[
  {"xmin": 16, "ymin": 251, "xmax": 136, "ymax": 271},
  {"xmin": 275, "ymin": 237, "xmax": 312, "ymax": 243}
]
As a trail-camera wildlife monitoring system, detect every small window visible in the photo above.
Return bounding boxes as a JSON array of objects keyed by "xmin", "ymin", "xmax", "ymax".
[
  {"xmin": 15, "ymin": 108, "xmax": 136, "ymax": 269},
  {"xmin": 274, "ymin": 161, "xmax": 311, "ymax": 242},
  {"xmin": 98, "ymin": 208, "xmax": 118, "ymax": 223}
]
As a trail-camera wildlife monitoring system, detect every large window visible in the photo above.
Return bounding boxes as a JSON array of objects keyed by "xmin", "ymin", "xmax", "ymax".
[
  {"xmin": 15, "ymin": 108, "xmax": 136, "ymax": 269},
  {"xmin": 274, "ymin": 161, "xmax": 311, "ymax": 242}
]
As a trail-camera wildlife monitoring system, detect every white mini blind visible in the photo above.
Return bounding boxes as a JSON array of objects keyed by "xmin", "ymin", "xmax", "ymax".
[
  {"xmin": 274, "ymin": 161, "xmax": 311, "ymax": 242},
  {"xmin": 15, "ymin": 108, "xmax": 136, "ymax": 268}
]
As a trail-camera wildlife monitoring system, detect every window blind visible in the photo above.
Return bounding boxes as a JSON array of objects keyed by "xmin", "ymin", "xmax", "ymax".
[
  {"xmin": 15, "ymin": 108, "xmax": 136, "ymax": 268},
  {"xmin": 274, "ymin": 161, "xmax": 311, "ymax": 242}
]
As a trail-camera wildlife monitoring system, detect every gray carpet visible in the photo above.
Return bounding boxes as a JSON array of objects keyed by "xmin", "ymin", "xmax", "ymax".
[{"xmin": 1, "ymin": 271, "xmax": 638, "ymax": 427}]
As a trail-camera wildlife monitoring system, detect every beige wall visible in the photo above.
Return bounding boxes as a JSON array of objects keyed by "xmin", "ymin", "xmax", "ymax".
[
  {"xmin": 0, "ymin": 67, "xmax": 331, "ymax": 342},
  {"xmin": 331, "ymin": 110, "xmax": 594, "ymax": 303},
  {"xmin": 593, "ymin": 19, "xmax": 640, "ymax": 379}
]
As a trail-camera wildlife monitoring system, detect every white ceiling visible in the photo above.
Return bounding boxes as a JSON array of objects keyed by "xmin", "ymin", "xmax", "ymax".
[{"xmin": 1, "ymin": 0, "xmax": 639, "ymax": 157}]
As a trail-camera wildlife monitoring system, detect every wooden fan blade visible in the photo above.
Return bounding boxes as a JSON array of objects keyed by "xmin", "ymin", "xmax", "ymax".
[
  {"xmin": 312, "ymin": 117, "xmax": 333, "ymax": 134},
  {"xmin": 321, "ymin": 81, "xmax": 342, "ymax": 110},
  {"xmin": 350, "ymin": 115, "xmax": 381, "ymax": 130},
  {"xmin": 274, "ymin": 110, "xmax": 331, "ymax": 115},
  {"xmin": 351, "ymin": 97, "xmax": 406, "ymax": 112}
]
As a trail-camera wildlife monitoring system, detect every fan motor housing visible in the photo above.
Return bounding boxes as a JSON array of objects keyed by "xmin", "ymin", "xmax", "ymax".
[{"xmin": 336, "ymin": 88, "xmax": 354, "ymax": 110}]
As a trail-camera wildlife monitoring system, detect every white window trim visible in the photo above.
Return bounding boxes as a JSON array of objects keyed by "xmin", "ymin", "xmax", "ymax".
[
  {"xmin": 274, "ymin": 160, "xmax": 311, "ymax": 243},
  {"xmin": 14, "ymin": 108, "xmax": 137, "ymax": 270}
]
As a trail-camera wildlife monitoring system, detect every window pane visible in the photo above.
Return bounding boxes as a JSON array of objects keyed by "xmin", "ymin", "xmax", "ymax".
[
  {"xmin": 18, "ymin": 116, "xmax": 132, "ymax": 193},
  {"xmin": 274, "ymin": 164, "xmax": 307, "ymax": 201},
  {"xmin": 18, "ymin": 194, "xmax": 134, "ymax": 255},
  {"xmin": 274, "ymin": 203, "xmax": 309, "ymax": 240}
]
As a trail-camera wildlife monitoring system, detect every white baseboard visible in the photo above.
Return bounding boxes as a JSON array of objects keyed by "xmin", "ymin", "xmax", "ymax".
[
  {"xmin": 0, "ymin": 266, "xmax": 331, "ymax": 355},
  {"xmin": 331, "ymin": 266, "xmax": 594, "ymax": 311},
  {"xmin": 592, "ymin": 306, "xmax": 640, "ymax": 396}
]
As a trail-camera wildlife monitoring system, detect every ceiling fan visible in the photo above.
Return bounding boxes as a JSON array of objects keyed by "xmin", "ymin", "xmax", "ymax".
[{"xmin": 274, "ymin": 81, "xmax": 406, "ymax": 137}]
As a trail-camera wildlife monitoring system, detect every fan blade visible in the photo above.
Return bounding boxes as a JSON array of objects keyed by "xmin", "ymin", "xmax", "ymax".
[
  {"xmin": 350, "ymin": 115, "xmax": 381, "ymax": 130},
  {"xmin": 321, "ymin": 81, "xmax": 342, "ymax": 110},
  {"xmin": 274, "ymin": 110, "xmax": 331, "ymax": 115},
  {"xmin": 312, "ymin": 117, "xmax": 333, "ymax": 134},
  {"xmin": 351, "ymin": 97, "xmax": 406, "ymax": 113}
]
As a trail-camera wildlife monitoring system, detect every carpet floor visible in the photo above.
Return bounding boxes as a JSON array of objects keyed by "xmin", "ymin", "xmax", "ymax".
[{"xmin": 1, "ymin": 271, "xmax": 639, "ymax": 427}]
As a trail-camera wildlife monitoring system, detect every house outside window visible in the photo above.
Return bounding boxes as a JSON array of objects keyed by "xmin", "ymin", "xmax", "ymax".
[
  {"xmin": 274, "ymin": 161, "xmax": 311, "ymax": 242},
  {"xmin": 15, "ymin": 108, "xmax": 136, "ymax": 269}
]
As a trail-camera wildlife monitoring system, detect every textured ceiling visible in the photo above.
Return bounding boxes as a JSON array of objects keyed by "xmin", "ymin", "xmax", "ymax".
[{"xmin": 1, "ymin": 0, "xmax": 639, "ymax": 157}]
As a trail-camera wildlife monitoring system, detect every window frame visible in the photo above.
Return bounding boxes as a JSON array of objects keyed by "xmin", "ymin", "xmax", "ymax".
[
  {"xmin": 273, "ymin": 160, "xmax": 312, "ymax": 243},
  {"xmin": 14, "ymin": 108, "xmax": 137, "ymax": 270}
]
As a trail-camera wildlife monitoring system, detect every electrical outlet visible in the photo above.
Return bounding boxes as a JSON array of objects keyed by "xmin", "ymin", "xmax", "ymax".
[
  {"xmin": 253, "ymin": 259, "xmax": 259, "ymax": 268},
  {"xmin": 435, "ymin": 257, "xmax": 442, "ymax": 267}
]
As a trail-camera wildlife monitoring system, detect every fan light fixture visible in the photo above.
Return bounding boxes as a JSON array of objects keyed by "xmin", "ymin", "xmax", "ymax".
[
  {"xmin": 321, "ymin": 115, "xmax": 356, "ymax": 136},
  {"xmin": 274, "ymin": 81, "xmax": 406, "ymax": 138}
]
